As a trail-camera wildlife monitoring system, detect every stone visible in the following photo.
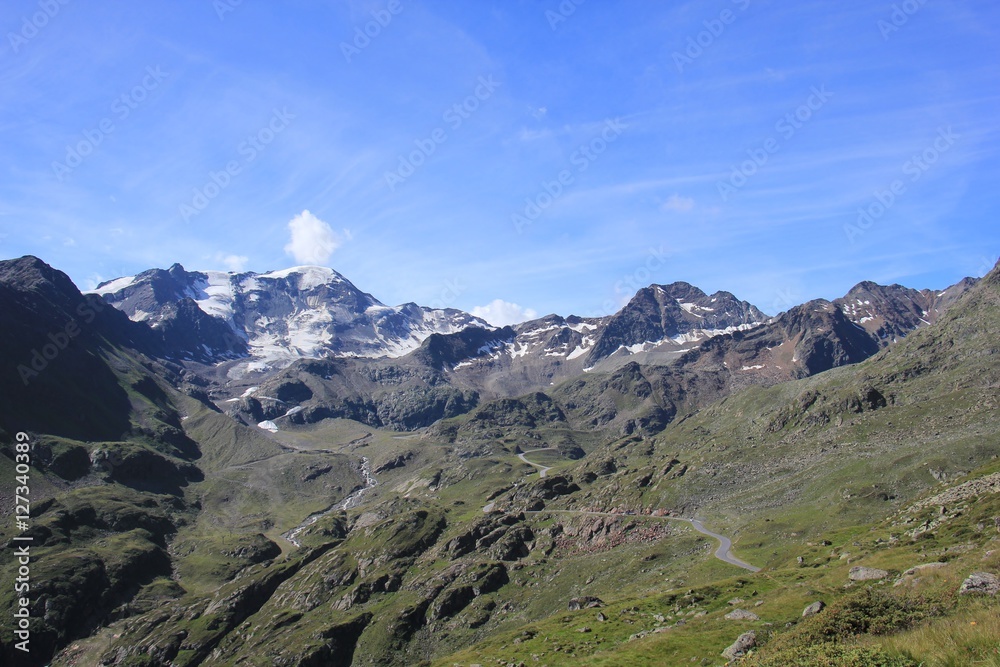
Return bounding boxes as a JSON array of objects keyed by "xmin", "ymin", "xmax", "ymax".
[
  {"xmin": 959, "ymin": 572, "xmax": 1000, "ymax": 596},
  {"xmin": 849, "ymin": 566, "xmax": 889, "ymax": 581},
  {"xmin": 724, "ymin": 609, "xmax": 759, "ymax": 621},
  {"xmin": 895, "ymin": 561, "xmax": 948, "ymax": 586},
  {"xmin": 802, "ymin": 600, "xmax": 825, "ymax": 617},
  {"xmin": 721, "ymin": 630, "xmax": 757, "ymax": 660},
  {"xmin": 567, "ymin": 596, "xmax": 604, "ymax": 610}
]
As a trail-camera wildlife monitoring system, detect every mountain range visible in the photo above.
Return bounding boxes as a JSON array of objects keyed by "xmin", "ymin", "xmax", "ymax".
[{"xmin": 0, "ymin": 254, "xmax": 997, "ymax": 666}]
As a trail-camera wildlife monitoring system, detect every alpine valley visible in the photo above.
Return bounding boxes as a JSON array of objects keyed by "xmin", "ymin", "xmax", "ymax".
[{"xmin": 1, "ymin": 255, "xmax": 998, "ymax": 667}]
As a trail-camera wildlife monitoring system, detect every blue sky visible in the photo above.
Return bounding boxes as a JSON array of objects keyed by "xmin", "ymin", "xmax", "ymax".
[{"xmin": 1, "ymin": 0, "xmax": 998, "ymax": 324}]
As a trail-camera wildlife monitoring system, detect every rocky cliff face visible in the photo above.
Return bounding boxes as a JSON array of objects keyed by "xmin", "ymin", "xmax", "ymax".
[
  {"xmin": 0, "ymin": 256, "xmax": 161, "ymax": 440},
  {"xmin": 834, "ymin": 278, "xmax": 977, "ymax": 343},
  {"xmin": 586, "ymin": 282, "xmax": 768, "ymax": 364}
]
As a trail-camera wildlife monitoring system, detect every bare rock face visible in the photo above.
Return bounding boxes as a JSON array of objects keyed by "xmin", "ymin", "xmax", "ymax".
[
  {"xmin": 849, "ymin": 566, "xmax": 889, "ymax": 581},
  {"xmin": 802, "ymin": 600, "xmax": 825, "ymax": 617},
  {"xmin": 959, "ymin": 572, "xmax": 1000, "ymax": 596},
  {"xmin": 721, "ymin": 630, "xmax": 757, "ymax": 660}
]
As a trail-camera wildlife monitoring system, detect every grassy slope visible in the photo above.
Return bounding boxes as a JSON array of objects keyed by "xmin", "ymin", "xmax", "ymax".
[{"xmin": 432, "ymin": 267, "xmax": 1000, "ymax": 665}]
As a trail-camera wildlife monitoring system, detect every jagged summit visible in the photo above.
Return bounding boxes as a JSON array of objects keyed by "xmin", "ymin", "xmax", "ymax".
[{"xmin": 584, "ymin": 281, "xmax": 768, "ymax": 363}]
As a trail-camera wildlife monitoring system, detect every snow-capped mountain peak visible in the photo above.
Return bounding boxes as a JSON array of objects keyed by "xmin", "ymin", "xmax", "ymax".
[{"xmin": 88, "ymin": 264, "xmax": 486, "ymax": 372}]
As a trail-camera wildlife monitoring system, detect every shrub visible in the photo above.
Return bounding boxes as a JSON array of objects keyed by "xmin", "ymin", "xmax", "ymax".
[
  {"xmin": 747, "ymin": 589, "xmax": 930, "ymax": 664},
  {"xmin": 792, "ymin": 588, "xmax": 928, "ymax": 644},
  {"xmin": 744, "ymin": 644, "xmax": 919, "ymax": 667}
]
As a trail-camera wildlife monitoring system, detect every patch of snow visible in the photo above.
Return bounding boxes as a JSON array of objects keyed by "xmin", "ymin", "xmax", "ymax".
[
  {"xmin": 701, "ymin": 323, "xmax": 759, "ymax": 338},
  {"xmin": 859, "ymin": 316, "xmax": 874, "ymax": 324},
  {"xmin": 88, "ymin": 275, "xmax": 137, "ymax": 294},
  {"xmin": 566, "ymin": 345, "xmax": 588, "ymax": 360},
  {"xmin": 508, "ymin": 343, "xmax": 531, "ymax": 359},
  {"xmin": 740, "ymin": 364, "xmax": 765, "ymax": 371},
  {"xmin": 522, "ymin": 325, "xmax": 562, "ymax": 337},
  {"xmin": 189, "ymin": 271, "xmax": 236, "ymax": 321},
  {"xmin": 261, "ymin": 266, "xmax": 344, "ymax": 290},
  {"xmin": 670, "ymin": 331, "xmax": 705, "ymax": 344},
  {"xmin": 678, "ymin": 302, "xmax": 704, "ymax": 317},
  {"xmin": 257, "ymin": 420, "xmax": 279, "ymax": 432},
  {"xmin": 241, "ymin": 386, "xmax": 259, "ymax": 398}
]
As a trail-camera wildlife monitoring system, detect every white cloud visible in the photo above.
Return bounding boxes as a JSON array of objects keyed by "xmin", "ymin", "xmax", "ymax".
[
  {"xmin": 216, "ymin": 253, "xmax": 249, "ymax": 272},
  {"xmin": 661, "ymin": 194, "xmax": 695, "ymax": 213},
  {"xmin": 471, "ymin": 299, "xmax": 538, "ymax": 327},
  {"xmin": 284, "ymin": 210, "xmax": 343, "ymax": 265}
]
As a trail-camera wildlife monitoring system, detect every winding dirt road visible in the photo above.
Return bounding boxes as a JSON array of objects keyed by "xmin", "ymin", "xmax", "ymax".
[
  {"xmin": 517, "ymin": 448, "xmax": 555, "ymax": 478},
  {"xmin": 523, "ymin": 508, "xmax": 760, "ymax": 572}
]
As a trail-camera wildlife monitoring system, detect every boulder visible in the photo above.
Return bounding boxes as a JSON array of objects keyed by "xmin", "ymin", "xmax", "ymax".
[
  {"xmin": 849, "ymin": 566, "xmax": 889, "ymax": 581},
  {"xmin": 721, "ymin": 630, "xmax": 757, "ymax": 660},
  {"xmin": 567, "ymin": 596, "xmax": 604, "ymax": 610},
  {"xmin": 959, "ymin": 572, "xmax": 1000, "ymax": 596},
  {"xmin": 724, "ymin": 609, "xmax": 759, "ymax": 621},
  {"xmin": 802, "ymin": 600, "xmax": 825, "ymax": 617}
]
